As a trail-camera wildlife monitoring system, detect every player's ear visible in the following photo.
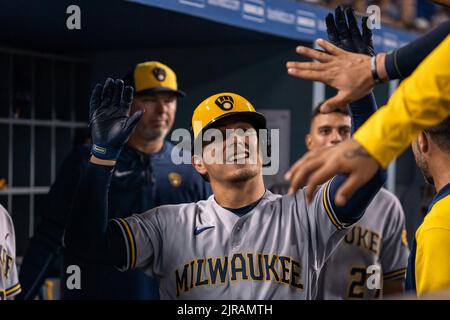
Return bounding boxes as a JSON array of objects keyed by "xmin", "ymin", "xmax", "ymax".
[
  {"xmin": 192, "ymin": 155, "xmax": 207, "ymax": 175},
  {"xmin": 305, "ymin": 133, "xmax": 313, "ymax": 151},
  {"xmin": 418, "ymin": 131, "xmax": 430, "ymax": 154}
]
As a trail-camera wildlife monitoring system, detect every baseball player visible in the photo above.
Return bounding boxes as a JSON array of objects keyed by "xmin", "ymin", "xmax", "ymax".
[
  {"xmin": 307, "ymin": 103, "xmax": 409, "ymax": 299},
  {"xmin": 406, "ymin": 117, "xmax": 450, "ymax": 295},
  {"xmin": 18, "ymin": 62, "xmax": 211, "ymax": 300},
  {"xmin": 64, "ymin": 74, "xmax": 386, "ymax": 299},
  {"xmin": 309, "ymin": 7, "xmax": 409, "ymax": 299},
  {"xmin": 0, "ymin": 204, "xmax": 21, "ymax": 300}
]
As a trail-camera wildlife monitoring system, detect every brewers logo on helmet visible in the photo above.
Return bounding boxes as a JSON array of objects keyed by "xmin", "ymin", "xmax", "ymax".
[{"xmin": 215, "ymin": 95, "xmax": 235, "ymax": 111}]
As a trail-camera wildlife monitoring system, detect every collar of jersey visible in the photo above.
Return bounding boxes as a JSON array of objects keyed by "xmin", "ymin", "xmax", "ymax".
[
  {"xmin": 211, "ymin": 189, "xmax": 273, "ymax": 222},
  {"xmin": 223, "ymin": 197, "xmax": 262, "ymax": 217},
  {"xmin": 427, "ymin": 182, "xmax": 450, "ymax": 213}
]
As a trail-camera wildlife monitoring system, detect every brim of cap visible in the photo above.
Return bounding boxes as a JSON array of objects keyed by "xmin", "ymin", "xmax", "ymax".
[
  {"xmin": 195, "ymin": 111, "xmax": 267, "ymax": 141},
  {"xmin": 135, "ymin": 87, "xmax": 186, "ymax": 97}
]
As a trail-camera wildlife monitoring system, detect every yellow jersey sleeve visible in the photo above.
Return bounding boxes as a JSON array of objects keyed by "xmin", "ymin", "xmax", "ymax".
[{"xmin": 353, "ymin": 35, "xmax": 450, "ymax": 168}]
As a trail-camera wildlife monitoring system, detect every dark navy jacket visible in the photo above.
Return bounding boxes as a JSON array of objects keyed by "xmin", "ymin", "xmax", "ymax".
[{"xmin": 18, "ymin": 142, "xmax": 211, "ymax": 300}]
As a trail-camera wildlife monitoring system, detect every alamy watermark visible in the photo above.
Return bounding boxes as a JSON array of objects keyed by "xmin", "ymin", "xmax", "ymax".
[
  {"xmin": 366, "ymin": 5, "xmax": 381, "ymax": 30},
  {"xmin": 66, "ymin": 265, "xmax": 81, "ymax": 290},
  {"xmin": 66, "ymin": 5, "xmax": 81, "ymax": 30},
  {"xmin": 366, "ymin": 265, "xmax": 382, "ymax": 290}
]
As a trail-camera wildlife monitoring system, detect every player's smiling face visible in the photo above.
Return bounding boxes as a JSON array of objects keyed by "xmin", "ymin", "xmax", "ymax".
[{"xmin": 193, "ymin": 120, "xmax": 262, "ymax": 184}]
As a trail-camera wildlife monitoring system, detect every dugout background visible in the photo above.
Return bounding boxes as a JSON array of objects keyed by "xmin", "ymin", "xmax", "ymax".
[{"xmin": 0, "ymin": 0, "xmax": 427, "ymax": 282}]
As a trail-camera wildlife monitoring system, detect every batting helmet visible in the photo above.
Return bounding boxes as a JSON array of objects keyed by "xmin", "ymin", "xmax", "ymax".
[{"xmin": 191, "ymin": 92, "xmax": 267, "ymax": 145}]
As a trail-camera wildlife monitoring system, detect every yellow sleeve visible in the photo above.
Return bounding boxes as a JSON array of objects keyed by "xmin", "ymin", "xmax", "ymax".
[
  {"xmin": 415, "ymin": 227, "xmax": 450, "ymax": 295},
  {"xmin": 353, "ymin": 35, "xmax": 450, "ymax": 168}
]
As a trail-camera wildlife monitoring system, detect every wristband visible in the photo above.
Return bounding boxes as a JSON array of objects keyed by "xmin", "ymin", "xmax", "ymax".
[
  {"xmin": 370, "ymin": 55, "xmax": 382, "ymax": 84},
  {"xmin": 91, "ymin": 144, "xmax": 122, "ymax": 161}
]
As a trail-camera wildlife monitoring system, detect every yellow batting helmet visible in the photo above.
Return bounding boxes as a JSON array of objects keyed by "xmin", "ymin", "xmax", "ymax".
[{"xmin": 191, "ymin": 92, "xmax": 266, "ymax": 142}]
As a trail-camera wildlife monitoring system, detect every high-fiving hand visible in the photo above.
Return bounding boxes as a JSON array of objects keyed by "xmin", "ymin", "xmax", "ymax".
[
  {"xmin": 284, "ymin": 6, "xmax": 382, "ymax": 200},
  {"xmin": 326, "ymin": 6, "xmax": 374, "ymax": 56},
  {"xmin": 89, "ymin": 78, "xmax": 143, "ymax": 163},
  {"xmin": 286, "ymin": 7, "xmax": 383, "ymax": 113},
  {"xmin": 285, "ymin": 139, "xmax": 380, "ymax": 205}
]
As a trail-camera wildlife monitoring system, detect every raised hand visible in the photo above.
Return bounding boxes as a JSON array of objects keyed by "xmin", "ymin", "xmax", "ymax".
[
  {"xmin": 287, "ymin": 40, "xmax": 374, "ymax": 113},
  {"xmin": 89, "ymin": 78, "xmax": 143, "ymax": 162},
  {"xmin": 284, "ymin": 138, "xmax": 380, "ymax": 204},
  {"xmin": 287, "ymin": 6, "xmax": 383, "ymax": 113},
  {"xmin": 326, "ymin": 6, "xmax": 374, "ymax": 56}
]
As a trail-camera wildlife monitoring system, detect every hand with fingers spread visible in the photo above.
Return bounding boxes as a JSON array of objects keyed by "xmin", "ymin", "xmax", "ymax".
[
  {"xmin": 287, "ymin": 7, "xmax": 388, "ymax": 113},
  {"xmin": 284, "ymin": 138, "xmax": 380, "ymax": 205},
  {"xmin": 287, "ymin": 40, "xmax": 375, "ymax": 113},
  {"xmin": 89, "ymin": 78, "xmax": 144, "ymax": 164}
]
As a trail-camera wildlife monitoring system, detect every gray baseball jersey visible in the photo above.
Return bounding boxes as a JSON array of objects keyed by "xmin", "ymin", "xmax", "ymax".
[
  {"xmin": 0, "ymin": 204, "xmax": 21, "ymax": 300},
  {"xmin": 113, "ymin": 183, "xmax": 357, "ymax": 299},
  {"xmin": 316, "ymin": 188, "xmax": 409, "ymax": 300}
]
